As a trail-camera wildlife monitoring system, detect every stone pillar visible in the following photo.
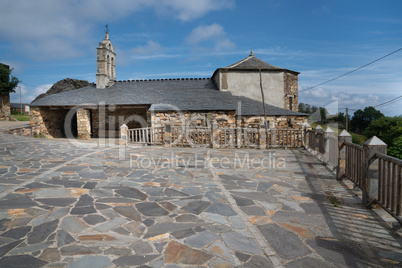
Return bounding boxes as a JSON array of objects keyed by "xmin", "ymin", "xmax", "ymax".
[
  {"xmin": 271, "ymin": 128, "xmax": 277, "ymax": 147},
  {"xmin": 0, "ymin": 93, "xmax": 11, "ymax": 119},
  {"xmin": 324, "ymin": 127, "xmax": 334, "ymax": 163},
  {"xmin": 362, "ymin": 136, "xmax": 387, "ymax": 208},
  {"xmin": 315, "ymin": 125, "xmax": 323, "ymax": 156},
  {"xmin": 236, "ymin": 120, "xmax": 242, "ymax": 149},
  {"xmin": 120, "ymin": 124, "xmax": 128, "ymax": 145},
  {"xmin": 304, "ymin": 123, "xmax": 311, "ymax": 148},
  {"xmin": 77, "ymin": 108, "xmax": 91, "ymax": 140},
  {"xmin": 259, "ymin": 123, "xmax": 266, "ymax": 150},
  {"xmin": 212, "ymin": 122, "xmax": 219, "ymax": 149},
  {"xmin": 164, "ymin": 123, "xmax": 171, "ymax": 147},
  {"xmin": 336, "ymin": 130, "xmax": 352, "ymax": 180}
]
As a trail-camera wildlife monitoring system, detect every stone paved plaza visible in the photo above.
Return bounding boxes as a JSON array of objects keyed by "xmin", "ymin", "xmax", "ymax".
[{"xmin": 0, "ymin": 129, "xmax": 401, "ymax": 267}]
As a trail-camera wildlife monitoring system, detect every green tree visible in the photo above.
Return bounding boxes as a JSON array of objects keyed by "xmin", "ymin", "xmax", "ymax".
[
  {"xmin": 298, "ymin": 103, "xmax": 312, "ymax": 114},
  {"xmin": 365, "ymin": 116, "xmax": 402, "ymax": 146},
  {"xmin": 311, "ymin": 106, "xmax": 318, "ymax": 114},
  {"xmin": 0, "ymin": 64, "xmax": 20, "ymax": 113},
  {"xmin": 388, "ymin": 136, "xmax": 402, "ymax": 159},
  {"xmin": 319, "ymin": 107, "xmax": 327, "ymax": 124},
  {"xmin": 350, "ymin": 106, "xmax": 384, "ymax": 133}
]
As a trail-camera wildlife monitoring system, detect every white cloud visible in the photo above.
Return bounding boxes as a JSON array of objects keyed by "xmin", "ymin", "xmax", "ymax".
[
  {"xmin": 186, "ymin": 24, "xmax": 225, "ymax": 45},
  {"xmin": 0, "ymin": 0, "xmax": 234, "ymax": 61},
  {"xmin": 10, "ymin": 84, "xmax": 52, "ymax": 103},
  {"xmin": 132, "ymin": 41, "xmax": 164, "ymax": 55},
  {"xmin": 186, "ymin": 23, "xmax": 235, "ymax": 51},
  {"xmin": 157, "ymin": 0, "xmax": 235, "ymax": 21},
  {"xmin": 299, "ymin": 87, "xmax": 401, "ymax": 116}
]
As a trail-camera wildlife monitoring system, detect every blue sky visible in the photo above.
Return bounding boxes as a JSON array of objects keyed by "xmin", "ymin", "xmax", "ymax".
[{"xmin": 1, "ymin": 0, "xmax": 401, "ymax": 116}]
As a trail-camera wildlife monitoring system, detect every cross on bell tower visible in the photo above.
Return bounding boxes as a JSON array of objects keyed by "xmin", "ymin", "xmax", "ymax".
[{"xmin": 104, "ymin": 24, "xmax": 110, "ymax": 39}]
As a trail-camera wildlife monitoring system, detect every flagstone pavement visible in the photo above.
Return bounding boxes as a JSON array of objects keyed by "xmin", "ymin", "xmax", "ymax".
[{"xmin": 0, "ymin": 132, "xmax": 401, "ymax": 267}]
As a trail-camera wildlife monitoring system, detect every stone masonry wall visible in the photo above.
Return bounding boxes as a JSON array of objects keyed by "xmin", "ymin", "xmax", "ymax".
[
  {"xmin": 77, "ymin": 108, "xmax": 91, "ymax": 139},
  {"xmin": 150, "ymin": 111, "xmax": 237, "ymax": 128},
  {"xmin": 92, "ymin": 106, "xmax": 148, "ymax": 138},
  {"xmin": 151, "ymin": 110, "xmax": 307, "ymax": 129},
  {"xmin": 0, "ymin": 93, "xmax": 11, "ymax": 120},
  {"xmin": 284, "ymin": 72, "xmax": 299, "ymax": 112},
  {"xmin": 30, "ymin": 107, "xmax": 71, "ymax": 138}
]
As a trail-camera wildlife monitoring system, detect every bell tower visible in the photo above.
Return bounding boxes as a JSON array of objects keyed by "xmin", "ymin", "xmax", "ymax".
[{"xmin": 96, "ymin": 25, "xmax": 116, "ymax": 89}]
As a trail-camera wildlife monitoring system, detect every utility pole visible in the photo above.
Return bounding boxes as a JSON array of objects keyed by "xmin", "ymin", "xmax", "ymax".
[
  {"xmin": 259, "ymin": 69, "xmax": 269, "ymax": 149},
  {"xmin": 19, "ymin": 86, "xmax": 22, "ymax": 115},
  {"xmin": 345, "ymin": 108, "xmax": 349, "ymax": 131}
]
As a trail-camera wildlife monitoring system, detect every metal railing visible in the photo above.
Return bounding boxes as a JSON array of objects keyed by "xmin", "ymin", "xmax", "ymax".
[
  {"xmin": 271, "ymin": 129, "xmax": 304, "ymax": 148},
  {"xmin": 124, "ymin": 125, "xmax": 305, "ymax": 149},
  {"xmin": 128, "ymin": 127, "xmax": 164, "ymax": 144},
  {"xmin": 171, "ymin": 126, "xmax": 211, "ymax": 147}
]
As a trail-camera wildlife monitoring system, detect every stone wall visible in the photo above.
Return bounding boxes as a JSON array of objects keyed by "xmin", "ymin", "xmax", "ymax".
[
  {"xmin": 151, "ymin": 110, "xmax": 307, "ymax": 129},
  {"xmin": 77, "ymin": 108, "xmax": 91, "ymax": 139},
  {"xmin": 214, "ymin": 70, "xmax": 286, "ymax": 109},
  {"xmin": 0, "ymin": 93, "xmax": 11, "ymax": 120},
  {"xmin": 92, "ymin": 106, "xmax": 148, "ymax": 138},
  {"xmin": 241, "ymin": 115, "xmax": 306, "ymax": 129},
  {"xmin": 150, "ymin": 111, "xmax": 237, "ymax": 128},
  {"xmin": 30, "ymin": 107, "xmax": 71, "ymax": 138},
  {"xmin": 284, "ymin": 72, "xmax": 299, "ymax": 112}
]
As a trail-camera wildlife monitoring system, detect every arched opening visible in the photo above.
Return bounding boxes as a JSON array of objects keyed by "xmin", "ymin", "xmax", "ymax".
[
  {"xmin": 107, "ymin": 55, "xmax": 110, "ymax": 76},
  {"xmin": 111, "ymin": 57, "xmax": 115, "ymax": 78}
]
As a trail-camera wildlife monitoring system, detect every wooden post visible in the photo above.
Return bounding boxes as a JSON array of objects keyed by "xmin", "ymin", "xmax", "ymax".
[
  {"xmin": 164, "ymin": 123, "xmax": 172, "ymax": 147},
  {"xmin": 337, "ymin": 130, "xmax": 352, "ymax": 180},
  {"xmin": 362, "ymin": 136, "xmax": 387, "ymax": 208},
  {"xmin": 120, "ymin": 124, "xmax": 128, "ymax": 145},
  {"xmin": 324, "ymin": 127, "xmax": 334, "ymax": 163},
  {"xmin": 259, "ymin": 123, "xmax": 266, "ymax": 150}
]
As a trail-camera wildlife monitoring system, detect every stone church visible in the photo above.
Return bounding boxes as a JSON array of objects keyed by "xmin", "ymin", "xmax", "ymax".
[{"xmin": 30, "ymin": 31, "xmax": 307, "ymax": 139}]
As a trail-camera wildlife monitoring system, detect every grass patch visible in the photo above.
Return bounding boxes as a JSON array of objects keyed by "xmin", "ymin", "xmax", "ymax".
[{"xmin": 11, "ymin": 113, "xmax": 30, "ymax": 121}]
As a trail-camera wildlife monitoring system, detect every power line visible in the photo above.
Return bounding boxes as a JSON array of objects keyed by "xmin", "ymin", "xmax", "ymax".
[
  {"xmin": 374, "ymin": 95, "xmax": 402, "ymax": 108},
  {"xmin": 299, "ymin": 47, "xmax": 402, "ymax": 93}
]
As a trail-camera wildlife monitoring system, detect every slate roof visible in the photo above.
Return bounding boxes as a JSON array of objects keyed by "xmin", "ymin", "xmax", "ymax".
[
  {"xmin": 223, "ymin": 54, "xmax": 299, "ymax": 74},
  {"xmin": 10, "ymin": 103, "xmax": 29, "ymax": 109},
  {"xmin": 30, "ymin": 78, "xmax": 306, "ymax": 116}
]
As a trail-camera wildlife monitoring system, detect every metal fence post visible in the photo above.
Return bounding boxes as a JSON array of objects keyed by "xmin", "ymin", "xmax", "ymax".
[
  {"xmin": 362, "ymin": 136, "xmax": 387, "ymax": 208},
  {"xmin": 120, "ymin": 124, "xmax": 128, "ymax": 145},
  {"xmin": 336, "ymin": 130, "xmax": 352, "ymax": 180}
]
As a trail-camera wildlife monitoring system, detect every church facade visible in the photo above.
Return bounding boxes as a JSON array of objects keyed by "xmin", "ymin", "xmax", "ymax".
[{"xmin": 29, "ymin": 32, "xmax": 307, "ymax": 139}]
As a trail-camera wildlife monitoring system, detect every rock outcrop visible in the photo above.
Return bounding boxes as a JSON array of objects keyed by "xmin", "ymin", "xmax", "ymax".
[{"xmin": 32, "ymin": 78, "xmax": 94, "ymax": 103}]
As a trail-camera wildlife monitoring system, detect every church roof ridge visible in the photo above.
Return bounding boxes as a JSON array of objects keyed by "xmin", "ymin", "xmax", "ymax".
[
  {"xmin": 223, "ymin": 53, "xmax": 299, "ymax": 74},
  {"xmin": 116, "ymin": 78, "xmax": 210, "ymax": 82}
]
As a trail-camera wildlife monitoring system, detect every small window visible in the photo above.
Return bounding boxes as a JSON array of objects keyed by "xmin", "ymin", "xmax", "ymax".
[{"xmin": 289, "ymin": 97, "xmax": 293, "ymax": 110}]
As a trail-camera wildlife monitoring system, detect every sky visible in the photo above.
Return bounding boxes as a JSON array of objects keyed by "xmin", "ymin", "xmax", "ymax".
[{"xmin": 1, "ymin": 0, "xmax": 401, "ymax": 116}]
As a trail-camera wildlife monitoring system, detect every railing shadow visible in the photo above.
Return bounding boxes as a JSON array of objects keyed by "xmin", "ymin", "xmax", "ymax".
[{"xmin": 292, "ymin": 149, "xmax": 402, "ymax": 267}]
